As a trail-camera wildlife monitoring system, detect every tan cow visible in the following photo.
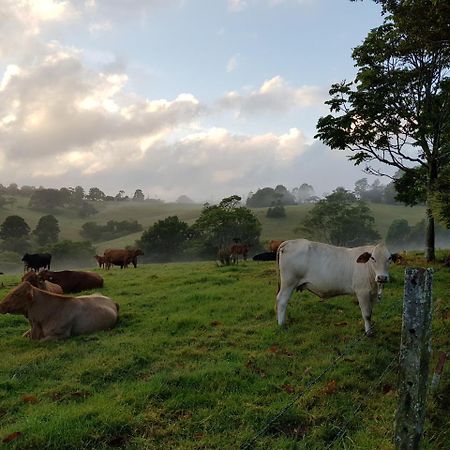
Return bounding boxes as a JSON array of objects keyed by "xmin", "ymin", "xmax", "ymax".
[
  {"xmin": 21, "ymin": 271, "xmax": 63, "ymax": 294},
  {"xmin": 104, "ymin": 248, "xmax": 144, "ymax": 269},
  {"xmin": 0, "ymin": 281, "xmax": 119, "ymax": 341},
  {"xmin": 268, "ymin": 239, "xmax": 284, "ymax": 253}
]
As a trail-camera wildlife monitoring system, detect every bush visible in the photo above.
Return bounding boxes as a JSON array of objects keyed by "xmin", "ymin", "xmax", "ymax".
[
  {"xmin": 47, "ymin": 240, "xmax": 97, "ymax": 269},
  {"xmin": 266, "ymin": 205, "xmax": 286, "ymax": 218}
]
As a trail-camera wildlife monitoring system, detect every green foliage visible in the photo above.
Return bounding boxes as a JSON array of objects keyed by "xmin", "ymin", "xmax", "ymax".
[
  {"xmin": 316, "ymin": 0, "xmax": 450, "ymax": 259},
  {"xmin": 193, "ymin": 195, "xmax": 261, "ymax": 254},
  {"xmin": 81, "ymin": 220, "xmax": 143, "ymax": 242},
  {"xmin": 47, "ymin": 240, "xmax": 97, "ymax": 267},
  {"xmin": 29, "ymin": 189, "xmax": 67, "ymax": 211},
  {"xmin": 0, "ymin": 215, "xmax": 30, "ymax": 240},
  {"xmin": 137, "ymin": 216, "xmax": 189, "ymax": 261},
  {"xmin": 132, "ymin": 189, "xmax": 145, "ymax": 201},
  {"xmin": 33, "ymin": 215, "xmax": 60, "ymax": 245},
  {"xmin": 77, "ymin": 201, "xmax": 98, "ymax": 219},
  {"xmin": 266, "ymin": 205, "xmax": 286, "ymax": 218},
  {"xmin": 298, "ymin": 188, "xmax": 381, "ymax": 246},
  {"xmin": 246, "ymin": 185, "xmax": 296, "ymax": 207},
  {"xmin": 86, "ymin": 187, "xmax": 106, "ymax": 201},
  {"xmin": 385, "ymin": 219, "xmax": 411, "ymax": 249}
]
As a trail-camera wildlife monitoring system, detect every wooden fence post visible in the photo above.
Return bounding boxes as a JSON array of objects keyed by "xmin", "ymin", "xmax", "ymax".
[{"xmin": 395, "ymin": 268, "xmax": 433, "ymax": 450}]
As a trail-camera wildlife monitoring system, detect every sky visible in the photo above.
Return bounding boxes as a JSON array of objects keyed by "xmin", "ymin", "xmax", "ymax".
[{"xmin": 0, "ymin": 0, "xmax": 385, "ymax": 202}]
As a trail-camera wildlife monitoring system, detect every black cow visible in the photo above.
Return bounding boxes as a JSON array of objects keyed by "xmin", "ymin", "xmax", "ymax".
[
  {"xmin": 22, "ymin": 253, "xmax": 52, "ymax": 272},
  {"xmin": 252, "ymin": 252, "xmax": 277, "ymax": 261}
]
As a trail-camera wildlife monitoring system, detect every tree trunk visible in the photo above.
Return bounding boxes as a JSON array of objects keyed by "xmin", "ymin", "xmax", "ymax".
[{"xmin": 425, "ymin": 205, "xmax": 435, "ymax": 262}]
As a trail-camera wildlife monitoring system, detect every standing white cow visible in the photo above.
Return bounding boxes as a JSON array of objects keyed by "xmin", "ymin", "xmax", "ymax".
[{"xmin": 276, "ymin": 239, "xmax": 399, "ymax": 334}]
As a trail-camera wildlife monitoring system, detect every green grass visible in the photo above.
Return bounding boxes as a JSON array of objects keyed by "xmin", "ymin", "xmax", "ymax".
[{"xmin": 0, "ymin": 257, "xmax": 449, "ymax": 449}]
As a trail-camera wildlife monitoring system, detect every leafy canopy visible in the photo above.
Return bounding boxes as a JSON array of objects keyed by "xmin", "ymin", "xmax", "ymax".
[{"xmin": 298, "ymin": 188, "xmax": 380, "ymax": 247}]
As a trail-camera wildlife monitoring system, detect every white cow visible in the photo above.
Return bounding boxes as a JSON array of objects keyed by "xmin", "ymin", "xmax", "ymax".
[{"xmin": 276, "ymin": 239, "xmax": 399, "ymax": 334}]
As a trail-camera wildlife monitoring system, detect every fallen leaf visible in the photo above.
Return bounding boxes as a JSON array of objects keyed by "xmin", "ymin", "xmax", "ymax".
[
  {"xmin": 334, "ymin": 322, "xmax": 348, "ymax": 327},
  {"xmin": 21, "ymin": 395, "xmax": 38, "ymax": 404},
  {"xmin": 322, "ymin": 380, "xmax": 338, "ymax": 395},
  {"xmin": 281, "ymin": 384, "xmax": 295, "ymax": 394},
  {"xmin": 267, "ymin": 345, "xmax": 279, "ymax": 354},
  {"xmin": 2, "ymin": 432, "xmax": 22, "ymax": 443},
  {"xmin": 210, "ymin": 320, "xmax": 222, "ymax": 327}
]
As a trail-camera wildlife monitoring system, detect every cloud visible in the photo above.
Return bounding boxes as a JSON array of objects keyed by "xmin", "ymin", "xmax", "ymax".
[
  {"xmin": 228, "ymin": 0, "xmax": 313, "ymax": 12},
  {"xmin": 218, "ymin": 76, "xmax": 325, "ymax": 115},
  {"xmin": 0, "ymin": 41, "xmax": 202, "ymax": 168},
  {"xmin": 226, "ymin": 54, "xmax": 239, "ymax": 73}
]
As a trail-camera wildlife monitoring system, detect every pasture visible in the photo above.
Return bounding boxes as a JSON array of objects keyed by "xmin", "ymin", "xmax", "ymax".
[{"xmin": 0, "ymin": 258, "xmax": 449, "ymax": 449}]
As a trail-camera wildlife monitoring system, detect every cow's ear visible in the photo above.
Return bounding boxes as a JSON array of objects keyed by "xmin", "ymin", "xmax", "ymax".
[
  {"xmin": 390, "ymin": 253, "xmax": 401, "ymax": 263},
  {"xmin": 357, "ymin": 252, "xmax": 372, "ymax": 263}
]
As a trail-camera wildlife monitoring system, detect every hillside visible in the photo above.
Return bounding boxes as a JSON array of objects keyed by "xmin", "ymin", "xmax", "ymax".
[{"xmin": 0, "ymin": 197, "xmax": 428, "ymax": 252}]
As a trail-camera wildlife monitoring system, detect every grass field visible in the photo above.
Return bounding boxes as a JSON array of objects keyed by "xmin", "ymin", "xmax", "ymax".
[{"xmin": 0, "ymin": 256, "xmax": 449, "ymax": 449}]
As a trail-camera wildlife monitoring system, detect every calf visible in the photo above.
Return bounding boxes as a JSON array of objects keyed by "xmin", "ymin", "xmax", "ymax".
[
  {"xmin": 230, "ymin": 244, "xmax": 250, "ymax": 264},
  {"xmin": 39, "ymin": 270, "xmax": 104, "ymax": 293},
  {"xmin": 94, "ymin": 255, "xmax": 106, "ymax": 268},
  {"xmin": 276, "ymin": 239, "xmax": 399, "ymax": 334},
  {"xmin": 0, "ymin": 281, "xmax": 119, "ymax": 341}
]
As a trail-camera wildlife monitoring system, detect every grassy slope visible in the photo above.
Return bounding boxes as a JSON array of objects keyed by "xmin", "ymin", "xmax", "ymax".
[
  {"xmin": 0, "ymin": 257, "xmax": 449, "ymax": 449},
  {"xmin": 0, "ymin": 198, "xmax": 426, "ymax": 250}
]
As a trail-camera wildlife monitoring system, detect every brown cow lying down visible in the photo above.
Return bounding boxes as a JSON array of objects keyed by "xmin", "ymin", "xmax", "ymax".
[
  {"xmin": 39, "ymin": 270, "xmax": 104, "ymax": 293},
  {"xmin": 0, "ymin": 281, "xmax": 119, "ymax": 340},
  {"xmin": 22, "ymin": 271, "xmax": 63, "ymax": 294}
]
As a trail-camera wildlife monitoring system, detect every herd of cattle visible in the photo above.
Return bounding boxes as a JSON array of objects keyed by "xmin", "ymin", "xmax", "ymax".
[
  {"xmin": 0, "ymin": 248, "xmax": 144, "ymax": 341},
  {"xmin": 0, "ymin": 238, "xmax": 408, "ymax": 341}
]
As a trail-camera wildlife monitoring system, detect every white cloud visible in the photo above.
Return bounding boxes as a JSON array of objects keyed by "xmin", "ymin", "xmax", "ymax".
[
  {"xmin": 226, "ymin": 54, "xmax": 239, "ymax": 73},
  {"xmin": 219, "ymin": 75, "xmax": 325, "ymax": 115},
  {"xmin": 229, "ymin": 0, "xmax": 313, "ymax": 11}
]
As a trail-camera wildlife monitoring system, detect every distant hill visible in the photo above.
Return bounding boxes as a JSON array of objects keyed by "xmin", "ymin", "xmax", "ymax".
[{"xmin": 0, "ymin": 195, "xmax": 431, "ymax": 252}]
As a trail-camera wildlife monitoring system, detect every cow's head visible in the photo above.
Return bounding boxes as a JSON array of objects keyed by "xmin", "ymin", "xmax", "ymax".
[
  {"xmin": 39, "ymin": 270, "xmax": 52, "ymax": 281},
  {"xmin": 0, "ymin": 281, "xmax": 34, "ymax": 315},
  {"xmin": 21, "ymin": 253, "xmax": 30, "ymax": 262},
  {"xmin": 357, "ymin": 243, "xmax": 400, "ymax": 284},
  {"xmin": 134, "ymin": 249, "xmax": 144, "ymax": 256}
]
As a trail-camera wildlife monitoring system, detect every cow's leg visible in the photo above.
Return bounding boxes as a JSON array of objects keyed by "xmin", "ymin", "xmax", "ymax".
[
  {"xmin": 357, "ymin": 291, "xmax": 374, "ymax": 335},
  {"xmin": 276, "ymin": 282, "xmax": 296, "ymax": 326}
]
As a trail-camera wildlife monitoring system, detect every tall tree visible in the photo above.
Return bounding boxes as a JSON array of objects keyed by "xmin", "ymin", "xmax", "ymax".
[
  {"xmin": 133, "ymin": 189, "xmax": 145, "ymax": 201},
  {"xmin": 33, "ymin": 215, "xmax": 60, "ymax": 245},
  {"xmin": 297, "ymin": 188, "xmax": 380, "ymax": 247},
  {"xmin": 316, "ymin": 0, "xmax": 450, "ymax": 260},
  {"xmin": 87, "ymin": 187, "xmax": 106, "ymax": 201},
  {"xmin": 0, "ymin": 215, "xmax": 30, "ymax": 240},
  {"xmin": 194, "ymin": 195, "xmax": 261, "ymax": 251},
  {"xmin": 138, "ymin": 216, "xmax": 189, "ymax": 261}
]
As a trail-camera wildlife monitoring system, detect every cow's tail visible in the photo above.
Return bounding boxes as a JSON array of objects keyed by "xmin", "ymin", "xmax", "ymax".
[{"xmin": 276, "ymin": 240, "xmax": 289, "ymax": 293}]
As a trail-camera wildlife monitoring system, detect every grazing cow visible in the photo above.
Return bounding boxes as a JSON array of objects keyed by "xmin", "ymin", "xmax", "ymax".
[
  {"xmin": 21, "ymin": 253, "xmax": 51, "ymax": 272},
  {"xmin": 94, "ymin": 255, "xmax": 106, "ymax": 268},
  {"xmin": 217, "ymin": 246, "xmax": 232, "ymax": 266},
  {"xmin": 268, "ymin": 239, "xmax": 284, "ymax": 253},
  {"xmin": 0, "ymin": 281, "xmax": 119, "ymax": 341},
  {"xmin": 104, "ymin": 248, "xmax": 144, "ymax": 269},
  {"xmin": 253, "ymin": 252, "xmax": 277, "ymax": 261},
  {"xmin": 21, "ymin": 271, "xmax": 63, "ymax": 294},
  {"xmin": 230, "ymin": 244, "xmax": 250, "ymax": 264},
  {"xmin": 39, "ymin": 270, "xmax": 104, "ymax": 293},
  {"xmin": 276, "ymin": 239, "xmax": 399, "ymax": 334}
]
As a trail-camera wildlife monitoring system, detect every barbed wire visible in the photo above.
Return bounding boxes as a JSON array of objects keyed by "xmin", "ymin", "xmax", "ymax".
[
  {"xmin": 240, "ymin": 299, "xmax": 402, "ymax": 450},
  {"xmin": 325, "ymin": 355, "xmax": 398, "ymax": 449}
]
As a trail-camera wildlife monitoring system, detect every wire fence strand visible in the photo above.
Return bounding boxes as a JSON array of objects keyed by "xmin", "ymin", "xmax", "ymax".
[{"xmin": 240, "ymin": 300, "xmax": 402, "ymax": 450}]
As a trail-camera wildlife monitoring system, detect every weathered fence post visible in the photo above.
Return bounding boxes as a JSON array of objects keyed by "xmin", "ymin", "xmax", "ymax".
[{"xmin": 395, "ymin": 268, "xmax": 433, "ymax": 450}]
